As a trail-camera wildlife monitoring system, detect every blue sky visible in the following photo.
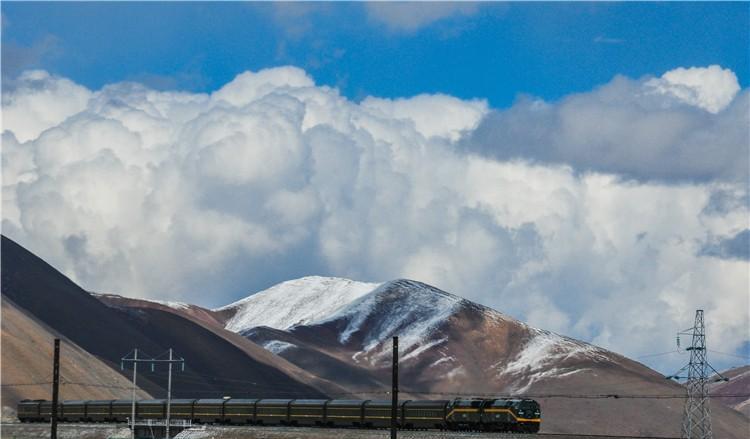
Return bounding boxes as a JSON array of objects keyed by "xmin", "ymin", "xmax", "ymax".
[
  {"xmin": 2, "ymin": 2, "xmax": 748, "ymax": 371},
  {"xmin": 3, "ymin": 2, "xmax": 748, "ymax": 107}
]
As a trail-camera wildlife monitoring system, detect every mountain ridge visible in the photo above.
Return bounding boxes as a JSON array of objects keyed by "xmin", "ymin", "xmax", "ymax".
[{"xmin": 216, "ymin": 274, "xmax": 748, "ymax": 436}]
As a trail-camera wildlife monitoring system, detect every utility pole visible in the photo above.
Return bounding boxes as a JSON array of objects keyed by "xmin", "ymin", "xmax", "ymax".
[
  {"xmin": 50, "ymin": 338, "xmax": 60, "ymax": 439},
  {"xmin": 667, "ymin": 310, "xmax": 728, "ymax": 439},
  {"xmin": 391, "ymin": 336, "xmax": 398, "ymax": 439},
  {"xmin": 122, "ymin": 348, "xmax": 185, "ymax": 439},
  {"xmin": 130, "ymin": 348, "xmax": 138, "ymax": 439},
  {"xmin": 166, "ymin": 348, "xmax": 173, "ymax": 439}
]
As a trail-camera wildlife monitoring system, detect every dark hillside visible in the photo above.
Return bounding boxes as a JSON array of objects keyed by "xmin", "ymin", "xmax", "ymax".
[{"xmin": 0, "ymin": 235, "xmax": 326, "ymax": 400}]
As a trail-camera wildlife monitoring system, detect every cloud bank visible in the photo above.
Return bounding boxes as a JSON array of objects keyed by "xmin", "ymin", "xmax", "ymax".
[
  {"xmin": 2, "ymin": 65, "xmax": 747, "ymax": 372},
  {"xmin": 464, "ymin": 66, "xmax": 747, "ymax": 182}
]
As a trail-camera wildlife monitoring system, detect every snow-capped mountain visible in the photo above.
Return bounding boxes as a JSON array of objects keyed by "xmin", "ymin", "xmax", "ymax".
[
  {"xmin": 216, "ymin": 277, "xmax": 613, "ymax": 379},
  {"xmin": 216, "ymin": 276, "xmax": 380, "ymax": 332},
  {"xmin": 215, "ymin": 276, "xmax": 749, "ymax": 436}
]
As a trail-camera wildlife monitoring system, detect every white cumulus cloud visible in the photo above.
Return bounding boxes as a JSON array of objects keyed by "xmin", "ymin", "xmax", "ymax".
[
  {"xmin": 1, "ymin": 66, "xmax": 747, "ymax": 374},
  {"xmin": 646, "ymin": 65, "xmax": 740, "ymax": 113}
]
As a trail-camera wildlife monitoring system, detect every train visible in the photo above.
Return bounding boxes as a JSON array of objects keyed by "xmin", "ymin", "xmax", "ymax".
[{"xmin": 18, "ymin": 397, "xmax": 541, "ymax": 433}]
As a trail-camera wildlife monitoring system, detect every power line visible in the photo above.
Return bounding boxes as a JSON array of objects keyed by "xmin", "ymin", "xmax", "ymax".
[
  {"xmin": 9, "ymin": 378, "xmax": 749, "ymax": 400},
  {"xmin": 637, "ymin": 350, "xmax": 681, "ymax": 359},
  {"xmin": 707, "ymin": 349, "xmax": 750, "ymax": 360}
]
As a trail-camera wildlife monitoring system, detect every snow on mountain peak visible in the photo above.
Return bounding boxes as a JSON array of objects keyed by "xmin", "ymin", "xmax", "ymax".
[
  {"xmin": 217, "ymin": 277, "xmax": 471, "ymax": 361},
  {"xmin": 330, "ymin": 279, "xmax": 465, "ymax": 354},
  {"xmin": 216, "ymin": 276, "xmax": 381, "ymax": 332}
]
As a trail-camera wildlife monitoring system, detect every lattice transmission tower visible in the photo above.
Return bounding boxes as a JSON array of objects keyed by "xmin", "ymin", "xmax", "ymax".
[{"xmin": 667, "ymin": 310, "xmax": 727, "ymax": 439}]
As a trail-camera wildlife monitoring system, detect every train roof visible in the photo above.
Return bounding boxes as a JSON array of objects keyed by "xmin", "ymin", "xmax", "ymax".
[
  {"xmin": 138, "ymin": 399, "xmax": 167, "ymax": 404},
  {"xmin": 327, "ymin": 400, "xmax": 365, "ymax": 406},
  {"xmin": 257, "ymin": 399, "xmax": 293, "ymax": 405},
  {"xmin": 364, "ymin": 400, "xmax": 394, "ymax": 406},
  {"xmin": 224, "ymin": 399, "xmax": 259, "ymax": 404},
  {"xmin": 290, "ymin": 399, "xmax": 328, "ymax": 405}
]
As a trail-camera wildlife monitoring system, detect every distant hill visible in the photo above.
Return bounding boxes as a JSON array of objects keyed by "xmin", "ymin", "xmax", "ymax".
[{"xmin": 217, "ymin": 276, "xmax": 749, "ymax": 437}]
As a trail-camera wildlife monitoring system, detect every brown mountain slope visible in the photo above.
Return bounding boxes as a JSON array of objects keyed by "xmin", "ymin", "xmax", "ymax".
[
  {"xmin": 0, "ymin": 235, "xmax": 326, "ymax": 401},
  {"xmin": 224, "ymin": 277, "xmax": 749, "ymax": 437},
  {"xmin": 712, "ymin": 365, "xmax": 750, "ymax": 417},
  {"xmin": 93, "ymin": 293, "xmax": 352, "ymax": 398},
  {"xmin": 1, "ymin": 297, "xmax": 151, "ymax": 420}
]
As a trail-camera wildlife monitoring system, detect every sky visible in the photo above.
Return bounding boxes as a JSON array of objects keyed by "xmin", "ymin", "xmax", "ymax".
[{"xmin": 1, "ymin": 2, "xmax": 748, "ymax": 374}]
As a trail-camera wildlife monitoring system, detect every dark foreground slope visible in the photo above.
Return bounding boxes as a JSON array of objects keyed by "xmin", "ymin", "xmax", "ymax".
[{"xmin": 0, "ymin": 235, "xmax": 326, "ymax": 405}]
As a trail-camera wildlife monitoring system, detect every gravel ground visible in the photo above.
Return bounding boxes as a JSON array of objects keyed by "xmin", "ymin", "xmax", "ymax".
[
  {"xmin": 1, "ymin": 423, "xmax": 130, "ymax": 439},
  {"xmin": 0, "ymin": 424, "xmax": 678, "ymax": 439}
]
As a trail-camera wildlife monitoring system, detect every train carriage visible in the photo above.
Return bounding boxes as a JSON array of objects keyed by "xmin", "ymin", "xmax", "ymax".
[
  {"xmin": 289, "ymin": 399, "xmax": 327, "ymax": 426},
  {"xmin": 61, "ymin": 400, "xmax": 87, "ymax": 422},
  {"xmin": 193, "ymin": 399, "xmax": 225, "ymax": 424},
  {"xmin": 223, "ymin": 398, "xmax": 257, "ymax": 424},
  {"xmin": 362, "ymin": 400, "xmax": 398, "ymax": 428},
  {"xmin": 402, "ymin": 399, "xmax": 448, "ymax": 429},
  {"xmin": 326, "ymin": 399, "xmax": 364, "ymax": 427},
  {"xmin": 167, "ymin": 398, "xmax": 196, "ymax": 420},
  {"xmin": 255, "ymin": 399, "xmax": 291, "ymax": 425},
  {"xmin": 111, "ymin": 400, "xmax": 133, "ymax": 422},
  {"xmin": 85, "ymin": 400, "xmax": 113, "ymax": 422},
  {"xmin": 39, "ymin": 401, "xmax": 62, "ymax": 422},
  {"xmin": 136, "ymin": 399, "xmax": 166, "ymax": 420},
  {"xmin": 17, "ymin": 400, "xmax": 42, "ymax": 422}
]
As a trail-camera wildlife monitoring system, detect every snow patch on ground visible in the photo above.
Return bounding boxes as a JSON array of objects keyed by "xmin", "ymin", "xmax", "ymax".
[
  {"xmin": 444, "ymin": 366, "xmax": 467, "ymax": 380},
  {"xmin": 263, "ymin": 340, "xmax": 296, "ymax": 355},
  {"xmin": 430, "ymin": 356, "xmax": 455, "ymax": 368},
  {"xmin": 401, "ymin": 338, "xmax": 447, "ymax": 362},
  {"xmin": 502, "ymin": 330, "xmax": 609, "ymax": 374},
  {"xmin": 497, "ymin": 330, "xmax": 609, "ymax": 393},
  {"xmin": 217, "ymin": 276, "xmax": 381, "ymax": 332}
]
